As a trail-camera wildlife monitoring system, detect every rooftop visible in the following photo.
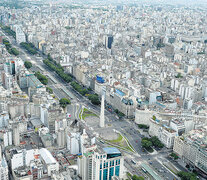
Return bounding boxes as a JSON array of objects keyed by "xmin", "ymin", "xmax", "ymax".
[
  {"xmin": 39, "ymin": 148, "xmax": 57, "ymax": 165},
  {"xmin": 183, "ymin": 127, "xmax": 207, "ymax": 152},
  {"xmin": 103, "ymin": 147, "xmax": 121, "ymax": 155}
]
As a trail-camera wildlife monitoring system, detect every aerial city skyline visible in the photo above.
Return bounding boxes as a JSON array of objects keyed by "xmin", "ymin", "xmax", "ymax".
[{"xmin": 0, "ymin": 0, "xmax": 207, "ymax": 180}]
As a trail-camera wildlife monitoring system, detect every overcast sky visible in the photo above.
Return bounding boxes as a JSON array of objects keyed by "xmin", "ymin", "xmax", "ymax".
[{"xmin": 55, "ymin": 0, "xmax": 207, "ymax": 4}]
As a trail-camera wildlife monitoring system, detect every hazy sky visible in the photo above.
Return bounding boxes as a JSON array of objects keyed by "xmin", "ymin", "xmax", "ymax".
[{"xmin": 51, "ymin": 0, "xmax": 207, "ymax": 5}]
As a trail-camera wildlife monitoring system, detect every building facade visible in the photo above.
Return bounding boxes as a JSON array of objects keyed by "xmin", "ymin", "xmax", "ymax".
[
  {"xmin": 78, "ymin": 147, "xmax": 124, "ymax": 180},
  {"xmin": 173, "ymin": 127, "xmax": 207, "ymax": 174}
]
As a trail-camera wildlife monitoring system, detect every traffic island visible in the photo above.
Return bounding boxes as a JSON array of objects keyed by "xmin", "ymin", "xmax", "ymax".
[
  {"xmin": 79, "ymin": 108, "xmax": 98, "ymax": 120},
  {"xmin": 100, "ymin": 131, "xmax": 136, "ymax": 153}
]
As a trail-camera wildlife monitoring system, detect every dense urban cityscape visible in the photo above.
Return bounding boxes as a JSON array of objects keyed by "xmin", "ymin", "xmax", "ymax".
[{"xmin": 0, "ymin": 0, "xmax": 207, "ymax": 180}]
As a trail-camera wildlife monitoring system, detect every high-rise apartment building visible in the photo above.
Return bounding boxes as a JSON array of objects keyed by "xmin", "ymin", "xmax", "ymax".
[
  {"xmin": 15, "ymin": 25, "xmax": 26, "ymax": 44},
  {"xmin": 104, "ymin": 35, "xmax": 113, "ymax": 49},
  {"xmin": 57, "ymin": 128, "xmax": 66, "ymax": 148},
  {"xmin": 13, "ymin": 123, "xmax": 20, "ymax": 146},
  {"xmin": 78, "ymin": 147, "xmax": 124, "ymax": 180}
]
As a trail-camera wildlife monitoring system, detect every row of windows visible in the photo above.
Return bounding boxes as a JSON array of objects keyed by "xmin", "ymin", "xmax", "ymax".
[
  {"xmin": 103, "ymin": 169, "xmax": 108, "ymax": 180},
  {"xmin": 109, "ymin": 167, "xmax": 114, "ymax": 180},
  {"xmin": 116, "ymin": 159, "xmax": 120, "ymax": 165},
  {"xmin": 96, "ymin": 155, "xmax": 106, "ymax": 159},
  {"xmin": 100, "ymin": 159, "xmax": 120, "ymax": 169},
  {"xmin": 115, "ymin": 166, "xmax": 120, "ymax": 177},
  {"xmin": 99, "ymin": 166, "xmax": 120, "ymax": 180}
]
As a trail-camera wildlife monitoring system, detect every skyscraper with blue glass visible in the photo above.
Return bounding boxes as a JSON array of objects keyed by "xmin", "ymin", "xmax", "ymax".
[{"xmin": 78, "ymin": 146, "xmax": 124, "ymax": 180}]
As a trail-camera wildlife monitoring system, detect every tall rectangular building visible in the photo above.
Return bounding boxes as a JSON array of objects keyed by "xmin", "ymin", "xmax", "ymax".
[
  {"xmin": 104, "ymin": 35, "xmax": 113, "ymax": 49},
  {"xmin": 16, "ymin": 25, "xmax": 26, "ymax": 44},
  {"xmin": 78, "ymin": 147, "xmax": 124, "ymax": 180},
  {"xmin": 13, "ymin": 123, "xmax": 20, "ymax": 146}
]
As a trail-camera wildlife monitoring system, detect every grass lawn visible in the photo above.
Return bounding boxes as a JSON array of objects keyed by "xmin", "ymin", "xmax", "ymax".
[
  {"xmin": 104, "ymin": 133, "xmax": 135, "ymax": 153},
  {"xmin": 79, "ymin": 108, "xmax": 82, "ymax": 119},
  {"xmin": 79, "ymin": 108, "xmax": 98, "ymax": 120},
  {"xmin": 108, "ymin": 134, "xmax": 123, "ymax": 143}
]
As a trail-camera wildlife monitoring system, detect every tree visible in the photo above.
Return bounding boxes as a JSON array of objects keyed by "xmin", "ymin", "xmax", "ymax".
[
  {"xmin": 47, "ymin": 53, "xmax": 53, "ymax": 62},
  {"xmin": 24, "ymin": 61, "xmax": 32, "ymax": 69},
  {"xmin": 20, "ymin": 42, "xmax": 37, "ymax": 55},
  {"xmin": 71, "ymin": 81, "xmax": 88, "ymax": 95},
  {"xmin": 5, "ymin": 43, "xmax": 11, "ymax": 49},
  {"xmin": 150, "ymin": 136, "xmax": 164, "ymax": 148},
  {"xmin": 87, "ymin": 87, "xmax": 92, "ymax": 91},
  {"xmin": 114, "ymin": 109, "xmax": 125, "ymax": 117},
  {"xmin": 115, "ymin": 109, "xmax": 119, "ymax": 114},
  {"xmin": 138, "ymin": 124, "xmax": 149, "ymax": 129},
  {"xmin": 141, "ymin": 139, "xmax": 152, "ymax": 149},
  {"xmin": 43, "ymin": 59, "xmax": 72, "ymax": 83},
  {"xmin": 176, "ymin": 73, "xmax": 183, "ymax": 78},
  {"xmin": 132, "ymin": 175, "xmax": 145, "ymax": 180},
  {"xmin": 46, "ymin": 87, "xmax": 53, "ymax": 94},
  {"xmin": 59, "ymin": 98, "xmax": 71, "ymax": 108},
  {"xmin": 2, "ymin": 26, "xmax": 16, "ymax": 38},
  {"xmin": 80, "ymin": 89, "xmax": 88, "ymax": 96},
  {"xmin": 3, "ymin": 38, "xmax": 19, "ymax": 56},
  {"xmin": 177, "ymin": 171, "xmax": 198, "ymax": 180},
  {"xmin": 10, "ymin": 48, "xmax": 19, "ymax": 56},
  {"xmin": 35, "ymin": 71, "xmax": 48, "ymax": 85},
  {"xmin": 3, "ymin": 39, "xmax": 9, "ymax": 44},
  {"xmin": 88, "ymin": 94, "xmax": 101, "ymax": 105},
  {"xmin": 170, "ymin": 152, "xmax": 179, "ymax": 160}
]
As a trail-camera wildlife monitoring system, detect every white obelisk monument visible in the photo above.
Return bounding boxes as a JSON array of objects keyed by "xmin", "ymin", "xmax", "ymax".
[{"xmin": 99, "ymin": 94, "xmax": 105, "ymax": 128}]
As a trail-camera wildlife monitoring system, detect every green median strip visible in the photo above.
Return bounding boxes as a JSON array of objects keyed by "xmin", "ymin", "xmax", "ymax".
[{"xmin": 79, "ymin": 108, "xmax": 98, "ymax": 120}]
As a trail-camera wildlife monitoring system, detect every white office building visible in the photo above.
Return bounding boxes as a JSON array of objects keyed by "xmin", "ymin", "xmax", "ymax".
[
  {"xmin": 67, "ymin": 132, "xmax": 81, "ymax": 155},
  {"xmin": 40, "ymin": 105, "xmax": 48, "ymax": 127},
  {"xmin": 57, "ymin": 128, "xmax": 66, "ymax": 148},
  {"xmin": 3, "ymin": 130, "xmax": 12, "ymax": 147},
  {"xmin": 15, "ymin": 25, "xmax": 26, "ymax": 44},
  {"xmin": 39, "ymin": 148, "xmax": 59, "ymax": 176},
  {"xmin": 149, "ymin": 119, "xmax": 177, "ymax": 148},
  {"xmin": 135, "ymin": 108, "xmax": 156, "ymax": 125},
  {"xmin": 11, "ymin": 148, "xmax": 59, "ymax": 177},
  {"xmin": 0, "ymin": 112, "xmax": 9, "ymax": 128},
  {"xmin": 13, "ymin": 124, "xmax": 20, "ymax": 146},
  {"xmin": 11, "ymin": 149, "xmax": 36, "ymax": 170}
]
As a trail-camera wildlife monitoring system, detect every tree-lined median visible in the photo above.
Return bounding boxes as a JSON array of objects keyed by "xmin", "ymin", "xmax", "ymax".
[
  {"xmin": 3, "ymin": 39, "xmax": 19, "ymax": 56},
  {"xmin": 43, "ymin": 58, "xmax": 72, "ymax": 83},
  {"xmin": 43, "ymin": 55, "xmax": 101, "ymax": 105},
  {"xmin": 35, "ymin": 71, "xmax": 48, "ymax": 85},
  {"xmin": 59, "ymin": 98, "xmax": 71, "ymax": 108},
  {"xmin": 20, "ymin": 42, "xmax": 38, "ymax": 55},
  {"xmin": 1, "ymin": 25, "xmax": 16, "ymax": 38}
]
